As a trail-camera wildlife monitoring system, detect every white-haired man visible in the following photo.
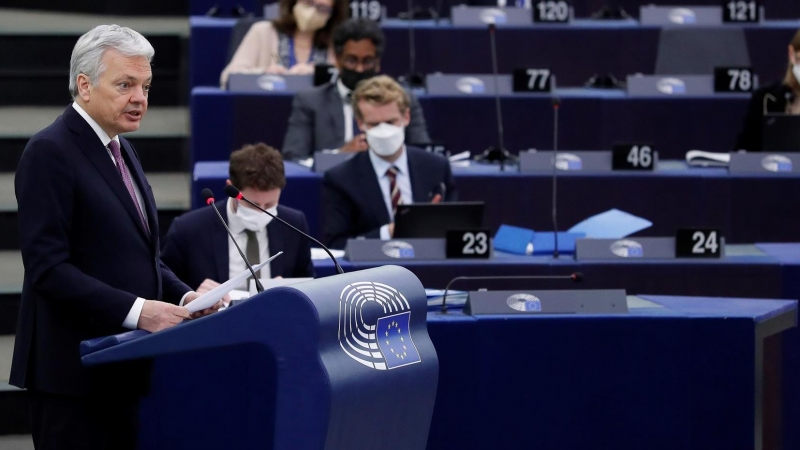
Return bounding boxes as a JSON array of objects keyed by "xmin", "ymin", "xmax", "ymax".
[{"xmin": 11, "ymin": 25, "xmax": 216, "ymax": 449}]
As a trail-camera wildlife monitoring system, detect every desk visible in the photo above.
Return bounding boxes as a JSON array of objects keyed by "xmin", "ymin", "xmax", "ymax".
[
  {"xmin": 193, "ymin": 161, "xmax": 800, "ymax": 243},
  {"xmin": 313, "ymin": 244, "xmax": 800, "ymax": 448},
  {"xmin": 190, "ymin": 16, "xmax": 799, "ymax": 88},
  {"xmin": 426, "ymin": 296, "xmax": 795, "ymax": 450},
  {"xmin": 191, "ymin": 87, "xmax": 754, "ymax": 162},
  {"xmin": 133, "ymin": 293, "xmax": 796, "ymax": 449}
]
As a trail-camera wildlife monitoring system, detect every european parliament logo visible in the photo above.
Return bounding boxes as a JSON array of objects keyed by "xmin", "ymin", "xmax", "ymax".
[
  {"xmin": 506, "ymin": 293, "xmax": 542, "ymax": 312},
  {"xmin": 761, "ymin": 155, "xmax": 792, "ymax": 172},
  {"xmin": 257, "ymin": 75, "xmax": 287, "ymax": 91},
  {"xmin": 610, "ymin": 239, "xmax": 644, "ymax": 258},
  {"xmin": 668, "ymin": 8, "xmax": 696, "ymax": 24},
  {"xmin": 382, "ymin": 240, "xmax": 415, "ymax": 258},
  {"xmin": 456, "ymin": 77, "xmax": 486, "ymax": 94},
  {"xmin": 555, "ymin": 153, "xmax": 582, "ymax": 170},
  {"xmin": 338, "ymin": 282, "xmax": 421, "ymax": 370},
  {"xmin": 480, "ymin": 8, "xmax": 508, "ymax": 24},
  {"xmin": 656, "ymin": 77, "xmax": 686, "ymax": 95}
]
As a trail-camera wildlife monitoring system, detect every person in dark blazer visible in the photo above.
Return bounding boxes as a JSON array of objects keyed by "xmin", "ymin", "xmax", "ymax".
[
  {"xmin": 735, "ymin": 29, "xmax": 800, "ymax": 151},
  {"xmin": 12, "ymin": 25, "xmax": 216, "ymax": 450},
  {"xmin": 282, "ymin": 18, "xmax": 430, "ymax": 161},
  {"xmin": 162, "ymin": 143, "xmax": 314, "ymax": 296},
  {"xmin": 322, "ymin": 75, "xmax": 456, "ymax": 249}
]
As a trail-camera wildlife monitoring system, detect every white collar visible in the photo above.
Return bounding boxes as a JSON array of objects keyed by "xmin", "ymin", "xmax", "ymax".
[
  {"xmin": 336, "ymin": 79, "xmax": 352, "ymax": 102},
  {"xmin": 72, "ymin": 102, "xmax": 119, "ymax": 148},
  {"xmin": 369, "ymin": 146, "xmax": 409, "ymax": 180}
]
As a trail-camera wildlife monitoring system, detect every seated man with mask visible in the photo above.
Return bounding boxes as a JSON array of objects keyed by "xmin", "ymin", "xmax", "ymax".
[
  {"xmin": 282, "ymin": 18, "xmax": 430, "ymax": 161},
  {"xmin": 322, "ymin": 75, "xmax": 456, "ymax": 249},
  {"xmin": 162, "ymin": 143, "xmax": 314, "ymax": 294}
]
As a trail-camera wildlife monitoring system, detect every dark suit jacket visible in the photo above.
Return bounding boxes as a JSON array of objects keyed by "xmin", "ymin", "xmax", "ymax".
[
  {"xmin": 11, "ymin": 105, "xmax": 191, "ymax": 396},
  {"xmin": 282, "ymin": 82, "xmax": 431, "ymax": 160},
  {"xmin": 322, "ymin": 146, "xmax": 457, "ymax": 249},
  {"xmin": 161, "ymin": 201, "xmax": 314, "ymax": 288},
  {"xmin": 735, "ymin": 81, "xmax": 796, "ymax": 151}
]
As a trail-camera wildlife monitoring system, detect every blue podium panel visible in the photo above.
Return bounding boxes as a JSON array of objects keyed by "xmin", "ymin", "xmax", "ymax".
[
  {"xmin": 81, "ymin": 266, "xmax": 438, "ymax": 450},
  {"xmin": 190, "ymin": 17, "xmax": 798, "ymax": 89},
  {"xmin": 426, "ymin": 296, "xmax": 796, "ymax": 450},
  {"xmin": 190, "ymin": 87, "xmax": 753, "ymax": 162}
]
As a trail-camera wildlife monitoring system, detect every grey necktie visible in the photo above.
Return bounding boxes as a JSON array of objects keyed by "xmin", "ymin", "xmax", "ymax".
[{"xmin": 244, "ymin": 229, "xmax": 261, "ymax": 280}]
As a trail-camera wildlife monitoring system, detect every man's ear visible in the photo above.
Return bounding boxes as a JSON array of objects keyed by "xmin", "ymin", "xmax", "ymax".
[
  {"xmin": 402, "ymin": 107, "xmax": 411, "ymax": 127},
  {"xmin": 76, "ymin": 74, "xmax": 92, "ymax": 102}
]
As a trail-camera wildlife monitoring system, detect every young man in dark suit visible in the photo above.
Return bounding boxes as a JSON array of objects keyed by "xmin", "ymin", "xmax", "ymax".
[
  {"xmin": 322, "ymin": 75, "xmax": 456, "ymax": 249},
  {"xmin": 162, "ymin": 143, "xmax": 314, "ymax": 295},
  {"xmin": 282, "ymin": 18, "xmax": 430, "ymax": 161},
  {"xmin": 13, "ymin": 25, "xmax": 217, "ymax": 450}
]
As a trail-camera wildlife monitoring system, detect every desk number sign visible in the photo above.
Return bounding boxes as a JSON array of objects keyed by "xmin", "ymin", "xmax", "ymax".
[
  {"xmin": 723, "ymin": 0, "xmax": 760, "ymax": 23},
  {"xmin": 714, "ymin": 67, "xmax": 755, "ymax": 93},
  {"xmin": 350, "ymin": 0, "xmax": 382, "ymax": 21},
  {"xmin": 447, "ymin": 230, "xmax": 492, "ymax": 259},
  {"xmin": 612, "ymin": 144, "xmax": 655, "ymax": 171},
  {"xmin": 513, "ymin": 68, "xmax": 552, "ymax": 92},
  {"xmin": 676, "ymin": 229, "xmax": 722, "ymax": 258},
  {"xmin": 534, "ymin": 1, "xmax": 569, "ymax": 23}
]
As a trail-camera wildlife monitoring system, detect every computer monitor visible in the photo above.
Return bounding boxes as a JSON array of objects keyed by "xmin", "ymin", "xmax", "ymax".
[
  {"xmin": 393, "ymin": 202, "xmax": 485, "ymax": 239},
  {"xmin": 762, "ymin": 114, "xmax": 800, "ymax": 152}
]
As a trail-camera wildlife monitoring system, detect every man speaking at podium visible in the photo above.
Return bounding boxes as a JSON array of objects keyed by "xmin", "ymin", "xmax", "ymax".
[
  {"xmin": 11, "ymin": 25, "xmax": 213, "ymax": 450},
  {"xmin": 322, "ymin": 76, "xmax": 457, "ymax": 249}
]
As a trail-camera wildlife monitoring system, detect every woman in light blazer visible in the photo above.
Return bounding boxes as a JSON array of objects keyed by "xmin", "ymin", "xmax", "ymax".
[{"xmin": 220, "ymin": 0, "xmax": 348, "ymax": 87}]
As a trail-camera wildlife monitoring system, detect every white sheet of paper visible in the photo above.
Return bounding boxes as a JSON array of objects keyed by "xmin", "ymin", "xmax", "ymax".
[{"xmin": 185, "ymin": 252, "xmax": 283, "ymax": 313}]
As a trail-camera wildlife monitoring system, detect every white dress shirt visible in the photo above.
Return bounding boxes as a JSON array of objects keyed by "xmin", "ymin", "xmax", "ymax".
[
  {"xmin": 227, "ymin": 198, "xmax": 272, "ymax": 288},
  {"xmin": 72, "ymin": 102, "xmax": 189, "ymax": 329},
  {"xmin": 368, "ymin": 147, "xmax": 413, "ymax": 239},
  {"xmin": 337, "ymin": 79, "xmax": 356, "ymax": 142}
]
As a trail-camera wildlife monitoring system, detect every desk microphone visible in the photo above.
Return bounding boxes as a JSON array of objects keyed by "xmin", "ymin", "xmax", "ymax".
[
  {"xmin": 225, "ymin": 184, "xmax": 345, "ymax": 274},
  {"xmin": 201, "ymin": 189, "xmax": 264, "ymax": 293},
  {"xmin": 439, "ymin": 272, "xmax": 583, "ymax": 313},
  {"xmin": 476, "ymin": 23, "xmax": 514, "ymax": 170},
  {"xmin": 551, "ymin": 77, "xmax": 561, "ymax": 259}
]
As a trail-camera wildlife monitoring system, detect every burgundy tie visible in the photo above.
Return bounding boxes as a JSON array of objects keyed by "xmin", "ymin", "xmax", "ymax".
[
  {"xmin": 386, "ymin": 166, "xmax": 402, "ymax": 217},
  {"xmin": 108, "ymin": 140, "xmax": 150, "ymax": 234}
]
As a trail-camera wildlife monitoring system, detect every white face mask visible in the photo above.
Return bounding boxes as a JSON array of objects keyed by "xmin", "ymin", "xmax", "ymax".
[
  {"xmin": 235, "ymin": 203, "xmax": 277, "ymax": 231},
  {"xmin": 293, "ymin": 3, "xmax": 329, "ymax": 32},
  {"xmin": 793, "ymin": 64, "xmax": 800, "ymax": 85},
  {"xmin": 366, "ymin": 123, "xmax": 405, "ymax": 157}
]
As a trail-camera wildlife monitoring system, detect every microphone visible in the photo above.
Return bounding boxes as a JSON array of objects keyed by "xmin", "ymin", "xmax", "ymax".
[
  {"xmin": 439, "ymin": 272, "xmax": 583, "ymax": 313},
  {"xmin": 224, "ymin": 184, "xmax": 345, "ymax": 275},
  {"xmin": 551, "ymin": 78, "xmax": 561, "ymax": 259},
  {"xmin": 475, "ymin": 23, "xmax": 515, "ymax": 170},
  {"xmin": 201, "ymin": 189, "xmax": 265, "ymax": 293}
]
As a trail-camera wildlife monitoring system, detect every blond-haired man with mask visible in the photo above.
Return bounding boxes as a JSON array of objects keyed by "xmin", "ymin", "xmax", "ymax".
[{"xmin": 321, "ymin": 75, "xmax": 456, "ymax": 249}]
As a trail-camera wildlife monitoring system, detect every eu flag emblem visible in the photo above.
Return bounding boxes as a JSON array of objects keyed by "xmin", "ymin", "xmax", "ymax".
[{"xmin": 376, "ymin": 312, "xmax": 421, "ymax": 369}]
